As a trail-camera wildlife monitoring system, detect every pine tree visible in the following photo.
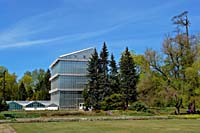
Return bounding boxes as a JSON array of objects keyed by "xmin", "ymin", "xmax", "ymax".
[
  {"xmin": 120, "ymin": 47, "xmax": 138, "ymax": 109},
  {"xmin": 99, "ymin": 42, "xmax": 110, "ymax": 98},
  {"xmin": 17, "ymin": 82, "xmax": 27, "ymax": 100},
  {"xmin": 109, "ymin": 53, "xmax": 120, "ymax": 94}
]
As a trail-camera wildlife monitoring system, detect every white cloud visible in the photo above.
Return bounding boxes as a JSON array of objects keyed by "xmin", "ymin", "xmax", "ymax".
[{"xmin": 0, "ymin": 23, "xmax": 121, "ymax": 49}]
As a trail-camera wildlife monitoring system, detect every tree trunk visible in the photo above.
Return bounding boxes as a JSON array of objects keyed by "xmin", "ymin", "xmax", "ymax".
[
  {"xmin": 124, "ymin": 98, "xmax": 128, "ymax": 110},
  {"xmin": 175, "ymin": 98, "xmax": 182, "ymax": 115},
  {"xmin": 188, "ymin": 100, "xmax": 196, "ymax": 114},
  {"xmin": 175, "ymin": 106, "xmax": 180, "ymax": 115}
]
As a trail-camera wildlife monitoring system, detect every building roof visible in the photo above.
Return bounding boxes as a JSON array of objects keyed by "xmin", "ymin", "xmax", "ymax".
[
  {"xmin": 6, "ymin": 101, "xmax": 30, "ymax": 106},
  {"xmin": 36, "ymin": 101, "xmax": 51, "ymax": 106},
  {"xmin": 49, "ymin": 47, "xmax": 94, "ymax": 68},
  {"xmin": 48, "ymin": 103, "xmax": 58, "ymax": 107},
  {"xmin": 59, "ymin": 47, "xmax": 94, "ymax": 58},
  {"xmin": 6, "ymin": 101, "xmax": 57, "ymax": 107}
]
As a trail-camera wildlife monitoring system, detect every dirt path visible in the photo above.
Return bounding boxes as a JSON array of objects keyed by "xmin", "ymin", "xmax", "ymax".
[{"xmin": 0, "ymin": 124, "xmax": 16, "ymax": 133}]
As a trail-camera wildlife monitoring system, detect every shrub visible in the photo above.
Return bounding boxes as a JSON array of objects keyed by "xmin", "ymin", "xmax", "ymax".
[
  {"xmin": 101, "ymin": 94, "xmax": 124, "ymax": 110},
  {"xmin": 0, "ymin": 113, "xmax": 5, "ymax": 119},
  {"xmin": 129, "ymin": 101, "xmax": 148, "ymax": 112}
]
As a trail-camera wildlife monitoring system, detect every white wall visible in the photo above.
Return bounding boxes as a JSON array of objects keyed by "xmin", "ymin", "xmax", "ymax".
[
  {"xmin": 24, "ymin": 107, "xmax": 58, "ymax": 111},
  {"xmin": 24, "ymin": 107, "xmax": 46, "ymax": 111}
]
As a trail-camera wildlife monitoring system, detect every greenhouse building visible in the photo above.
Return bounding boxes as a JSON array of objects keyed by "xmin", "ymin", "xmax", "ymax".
[
  {"xmin": 6, "ymin": 101, "xmax": 58, "ymax": 111},
  {"xmin": 49, "ymin": 48, "xmax": 94, "ymax": 109}
]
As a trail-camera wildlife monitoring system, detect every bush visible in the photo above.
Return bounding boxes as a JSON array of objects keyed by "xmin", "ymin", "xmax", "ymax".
[
  {"xmin": 101, "ymin": 94, "xmax": 124, "ymax": 110},
  {"xmin": 0, "ymin": 113, "xmax": 5, "ymax": 119},
  {"xmin": 129, "ymin": 101, "xmax": 148, "ymax": 112}
]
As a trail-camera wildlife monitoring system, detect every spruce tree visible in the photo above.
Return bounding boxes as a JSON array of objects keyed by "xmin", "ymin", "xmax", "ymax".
[
  {"xmin": 120, "ymin": 47, "xmax": 138, "ymax": 109},
  {"xmin": 44, "ymin": 69, "xmax": 51, "ymax": 100},
  {"xmin": 34, "ymin": 69, "xmax": 51, "ymax": 100},
  {"xmin": 99, "ymin": 42, "xmax": 110, "ymax": 98},
  {"xmin": 86, "ymin": 48, "xmax": 101, "ymax": 110},
  {"xmin": 109, "ymin": 53, "xmax": 120, "ymax": 94},
  {"xmin": 36, "ymin": 80, "xmax": 46, "ymax": 100},
  {"xmin": 17, "ymin": 82, "xmax": 27, "ymax": 100}
]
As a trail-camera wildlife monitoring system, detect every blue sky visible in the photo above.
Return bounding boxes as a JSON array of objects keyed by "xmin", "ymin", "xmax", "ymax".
[{"xmin": 0, "ymin": 0, "xmax": 199, "ymax": 78}]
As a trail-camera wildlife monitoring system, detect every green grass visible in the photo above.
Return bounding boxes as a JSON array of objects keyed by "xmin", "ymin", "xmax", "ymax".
[{"xmin": 11, "ymin": 119, "xmax": 200, "ymax": 133}]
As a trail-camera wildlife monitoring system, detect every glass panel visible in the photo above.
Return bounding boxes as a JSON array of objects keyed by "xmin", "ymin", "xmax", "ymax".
[
  {"xmin": 60, "ymin": 91, "xmax": 83, "ymax": 109},
  {"xmin": 8, "ymin": 102, "xmax": 23, "ymax": 110},
  {"xmin": 59, "ymin": 61, "xmax": 88, "ymax": 74},
  {"xmin": 50, "ymin": 48, "xmax": 94, "ymax": 109},
  {"xmin": 26, "ymin": 102, "xmax": 45, "ymax": 108}
]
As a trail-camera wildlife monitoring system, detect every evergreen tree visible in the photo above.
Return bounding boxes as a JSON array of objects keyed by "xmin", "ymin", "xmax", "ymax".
[
  {"xmin": 86, "ymin": 49, "xmax": 101, "ymax": 110},
  {"xmin": 17, "ymin": 82, "xmax": 27, "ymax": 100},
  {"xmin": 120, "ymin": 47, "xmax": 138, "ymax": 109},
  {"xmin": 99, "ymin": 42, "xmax": 110, "ymax": 98},
  {"xmin": 109, "ymin": 53, "xmax": 120, "ymax": 94},
  {"xmin": 0, "ymin": 97, "xmax": 8, "ymax": 111},
  {"xmin": 20, "ymin": 73, "xmax": 33, "ymax": 100},
  {"xmin": 45, "ymin": 69, "xmax": 51, "ymax": 89},
  {"xmin": 26, "ymin": 86, "xmax": 33, "ymax": 100},
  {"xmin": 44, "ymin": 69, "xmax": 51, "ymax": 100}
]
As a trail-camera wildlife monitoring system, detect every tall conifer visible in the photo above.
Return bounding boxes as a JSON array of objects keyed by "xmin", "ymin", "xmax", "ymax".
[
  {"xmin": 86, "ymin": 49, "xmax": 101, "ymax": 110},
  {"xmin": 109, "ymin": 53, "xmax": 120, "ymax": 94},
  {"xmin": 120, "ymin": 47, "xmax": 138, "ymax": 109},
  {"xmin": 17, "ymin": 82, "xmax": 27, "ymax": 100},
  {"xmin": 99, "ymin": 42, "xmax": 110, "ymax": 98}
]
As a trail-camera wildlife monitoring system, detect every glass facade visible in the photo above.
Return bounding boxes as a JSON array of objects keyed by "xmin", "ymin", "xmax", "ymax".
[
  {"xmin": 26, "ymin": 102, "xmax": 45, "ymax": 108},
  {"xmin": 7, "ymin": 102, "xmax": 23, "ymax": 111},
  {"xmin": 51, "ymin": 91, "xmax": 59, "ymax": 106},
  {"xmin": 50, "ymin": 48, "xmax": 94, "ymax": 109},
  {"xmin": 60, "ymin": 91, "xmax": 83, "ymax": 109},
  {"xmin": 52, "ymin": 61, "xmax": 88, "ymax": 76},
  {"xmin": 51, "ymin": 75, "xmax": 88, "ymax": 89}
]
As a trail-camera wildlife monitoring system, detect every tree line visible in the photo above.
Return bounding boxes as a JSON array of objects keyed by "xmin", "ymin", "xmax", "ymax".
[
  {"xmin": 84, "ymin": 11, "xmax": 200, "ymax": 114},
  {"xmin": 0, "ymin": 68, "xmax": 51, "ymax": 102}
]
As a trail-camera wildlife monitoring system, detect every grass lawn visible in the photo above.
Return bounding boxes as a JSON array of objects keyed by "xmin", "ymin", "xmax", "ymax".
[{"xmin": 11, "ymin": 119, "xmax": 200, "ymax": 133}]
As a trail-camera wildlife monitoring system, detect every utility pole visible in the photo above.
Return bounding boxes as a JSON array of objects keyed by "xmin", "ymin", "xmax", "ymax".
[{"xmin": 172, "ymin": 11, "xmax": 190, "ymax": 48}]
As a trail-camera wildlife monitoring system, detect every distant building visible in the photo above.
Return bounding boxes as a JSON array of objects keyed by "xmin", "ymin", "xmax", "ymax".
[
  {"xmin": 49, "ymin": 48, "xmax": 94, "ymax": 109},
  {"xmin": 6, "ymin": 101, "xmax": 58, "ymax": 111}
]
